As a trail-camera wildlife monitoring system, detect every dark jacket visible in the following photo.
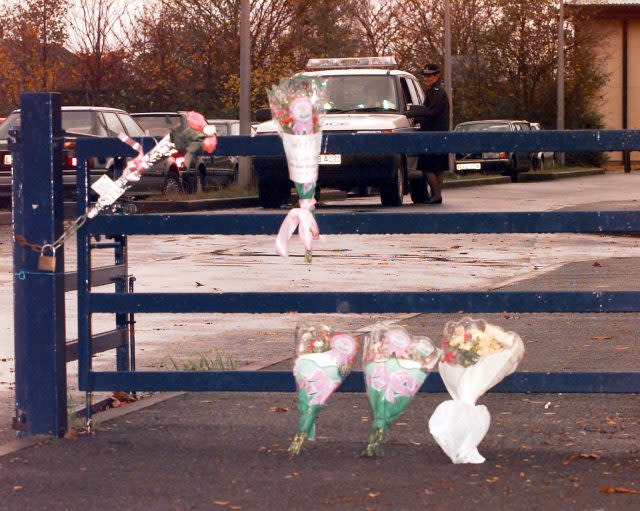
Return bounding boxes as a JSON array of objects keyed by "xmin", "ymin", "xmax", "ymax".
[{"xmin": 419, "ymin": 80, "xmax": 449, "ymax": 132}]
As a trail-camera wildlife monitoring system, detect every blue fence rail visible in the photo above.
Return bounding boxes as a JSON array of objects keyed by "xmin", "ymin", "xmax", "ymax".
[{"xmin": 11, "ymin": 92, "xmax": 640, "ymax": 436}]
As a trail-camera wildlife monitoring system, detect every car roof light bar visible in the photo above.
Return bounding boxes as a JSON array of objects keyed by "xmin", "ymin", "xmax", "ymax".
[{"xmin": 306, "ymin": 56, "xmax": 397, "ymax": 70}]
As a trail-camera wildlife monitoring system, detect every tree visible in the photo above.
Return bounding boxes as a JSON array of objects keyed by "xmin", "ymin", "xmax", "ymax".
[
  {"xmin": 66, "ymin": 0, "xmax": 130, "ymax": 105},
  {"xmin": 0, "ymin": 0, "xmax": 71, "ymax": 113}
]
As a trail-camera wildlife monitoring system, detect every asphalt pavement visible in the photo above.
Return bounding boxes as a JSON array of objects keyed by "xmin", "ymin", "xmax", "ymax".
[{"xmin": 0, "ymin": 257, "xmax": 638, "ymax": 510}]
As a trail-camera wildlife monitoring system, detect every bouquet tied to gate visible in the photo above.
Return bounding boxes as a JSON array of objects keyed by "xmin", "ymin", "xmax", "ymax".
[
  {"xmin": 361, "ymin": 324, "xmax": 440, "ymax": 458},
  {"xmin": 268, "ymin": 75, "xmax": 328, "ymax": 263},
  {"xmin": 288, "ymin": 324, "xmax": 360, "ymax": 455},
  {"xmin": 89, "ymin": 111, "xmax": 217, "ymax": 218},
  {"xmin": 428, "ymin": 317, "xmax": 525, "ymax": 464}
]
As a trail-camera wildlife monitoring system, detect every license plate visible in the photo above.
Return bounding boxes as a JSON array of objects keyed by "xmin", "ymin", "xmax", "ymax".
[
  {"xmin": 456, "ymin": 162, "xmax": 481, "ymax": 170},
  {"xmin": 319, "ymin": 154, "xmax": 341, "ymax": 165},
  {"xmin": 4, "ymin": 154, "xmax": 11, "ymax": 166}
]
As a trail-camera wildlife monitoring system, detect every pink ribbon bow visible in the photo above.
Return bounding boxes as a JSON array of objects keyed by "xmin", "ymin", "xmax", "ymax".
[{"xmin": 275, "ymin": 198, "xmax": 320, "ymax": 257}]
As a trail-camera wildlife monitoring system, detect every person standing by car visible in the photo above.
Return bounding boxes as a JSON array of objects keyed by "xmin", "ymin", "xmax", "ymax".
[{"xmin": 418, "ymin": 63, "xmax": 450, "ymax": 204}]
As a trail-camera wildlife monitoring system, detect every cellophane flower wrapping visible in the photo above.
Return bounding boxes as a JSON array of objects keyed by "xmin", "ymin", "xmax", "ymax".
[
  {"xmin": 361, "ymin": 324, "xmax": 440, "ymax": 457},
  {"xmin": 268, "ymin": 76, "xmax": 327, "ymax": 196},
  {"xmin": 428, "ymin": 317, "xmax": 525, "ymax": 464},
  {"xmin": 288, "ymin": 323, "xmax": 360, "ymax": 455},
  {"xmin": 269, "ymin": 76, "xmax": 327, "ymax": 263}
]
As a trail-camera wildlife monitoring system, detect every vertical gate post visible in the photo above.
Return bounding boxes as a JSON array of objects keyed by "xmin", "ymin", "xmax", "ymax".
[{"xmin": 12, "ymin": 93, "xmax": 67, "ymax": 436}]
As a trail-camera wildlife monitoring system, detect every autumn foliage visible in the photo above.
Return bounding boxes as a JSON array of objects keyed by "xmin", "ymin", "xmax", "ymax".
[{"xmin": 0, "ymin": 0, "xmax": 606, "ymax": 129}]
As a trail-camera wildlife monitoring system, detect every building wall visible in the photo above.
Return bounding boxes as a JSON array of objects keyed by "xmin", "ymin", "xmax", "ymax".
[
  {"xmin": 629, "ymin": 20, "xmax": 640, "ymax": 134},
  {"xmin": 583, "ymin": 16, "xmax": 639, "ymax": 161}
]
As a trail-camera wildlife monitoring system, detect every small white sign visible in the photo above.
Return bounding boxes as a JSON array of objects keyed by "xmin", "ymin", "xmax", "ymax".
[
  {"xmin": 91, "ymin": 174, "xmax": 125, "ymax": 206},
  {"xmin": 319, "ymin": 154, "xmax": 341, "ymax": 165},
  {"xmin": 456, "ymin": 162, "xmax": 481, "ymax": 171},
  {"xmin": 4, "ymin": 154, "xmax": 12, "ymax": 166}
]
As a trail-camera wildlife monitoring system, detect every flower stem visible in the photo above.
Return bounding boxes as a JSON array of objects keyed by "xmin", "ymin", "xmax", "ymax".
[
  {"xmin": 288, "ymin": 432, "xmax": 307, "ymax": 456},
  {"xmin": 360, "ymin": 427, "xmax": 385, "ymax": 458}
]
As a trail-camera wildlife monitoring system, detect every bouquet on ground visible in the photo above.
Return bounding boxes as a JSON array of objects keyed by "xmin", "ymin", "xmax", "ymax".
[
  {"xmin": 361, "ymin": 324, "xmax": 440, "ymax": 458},
  {"xmin": 428, "ymin": 317, "xmax": 525, "ymax": 464},
  {"xmin": 289, "ymin": 324, "xmax": 360, "ymax": 455},
  {"xmin": 89, "ymin": 111, "xmax": 217, "ymax": 218},
  {"xmin": 268, "ymin": 75, "xmax": 328, "ymax": 263}
]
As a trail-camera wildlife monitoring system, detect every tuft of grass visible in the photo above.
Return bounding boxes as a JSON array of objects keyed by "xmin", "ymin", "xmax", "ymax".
[{"xmin": 161, "ymin": 350, "xmax": 237, "ymax": 371}]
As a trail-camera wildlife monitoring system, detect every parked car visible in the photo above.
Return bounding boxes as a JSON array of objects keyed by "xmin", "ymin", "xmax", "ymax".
[
  {"xmin": 0, "ymin": 106, "xmax": 181, "ymax": 204},
  {"xmin": 253, "ymin": 56, "xmax": 426, "ymax": 208},
  {"xmin": 132, "ymin": 112, "xmax": 237, "ymax": 192},
  {"xmin": 530, "ymin": 122, "xmax": 557, "ymax": 170},
  {"xmin": 454, "ymin": 119, "xmax": 534, "ymax": 181}
]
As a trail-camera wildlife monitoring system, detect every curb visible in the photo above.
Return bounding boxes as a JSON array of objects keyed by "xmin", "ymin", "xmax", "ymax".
[
  {"xmin": 443, "ymin": 176, "xmax": 510, "ymax": 188},
  {"xmin": 132, "ymin": 196, "xmax": 260, "ymax": 213},
  {"xmin": 518, "ymin": 167, "xmax": 604, "ymax": 182}
]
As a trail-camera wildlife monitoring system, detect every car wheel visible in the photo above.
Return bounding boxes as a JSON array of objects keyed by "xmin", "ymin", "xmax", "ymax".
[
  {"xmin": 196, "ymin": 166, "xmax": 206, "ymax": 193},
  {"xmin": 355, "ymin": 185, "xmax": 373, "ymax": 197},
  {"xmin": 409, "ymin": 174, "xmax": 429, "ymax": 203},
  {"xmin": 509, "ymin": 157, "xmax": 519, "ymax": 183},
  {"xmin": 162, "ymin": 174, "xmax": 182, "ymax": 201},
  {"xmin": 258, "ymin": 177, "xmax": 290, "ymax": 208},
  {"xmin": 380, "ymin": 161, "xmax": 404, "ymax": 207}
]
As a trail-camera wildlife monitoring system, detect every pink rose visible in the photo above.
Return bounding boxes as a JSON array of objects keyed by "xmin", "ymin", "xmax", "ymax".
[
  {"xmin": 384, "ymin": 328, "xmax": 412, "ymax": 358},
  {"xmin": 329, "ymin": 333, "xmax": 357, "ymax": 366},
  {"xmin": 202, "ymin": 136, "xmax": 217, "ymax": 153},
  {"xmin": 187, "ymin": 111, "xmax": 207, "ymax": 131}
]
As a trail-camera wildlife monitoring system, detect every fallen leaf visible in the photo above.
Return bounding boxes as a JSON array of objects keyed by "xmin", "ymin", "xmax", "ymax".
[
  {"xmin": 229, "ymin": 506, "xmax": 242, "ymax": 510},
  {"xmin": 268, "ymin": 406, "xmax": 288, "ymax": 413},
  {"xmin": 592, "ymin": 336, "xmax": 611, "ymax": 341},
  {"xmin": 599, "ymin": 487, "xmax": 640, "ymax": 494},
  {"xmin": 195, "ymin": 282, "xmax": 204, "ymax": 287},
  {"xmin": 562, "ymin": 453, "xmax": 601, "ymax": 465},
  {"xmin": 112, "ymin": 391, "xmax": 136, "ymax": 403},
  {"xmin": 213, "ymin": 501, "xmax": 230, "ymax": 506},
  {"xmin": 593, "ymin": 261, "xmax": 602, "ymax": 267},
  {"xmin": 486, "ymin": 476, "xmax": 500, "ymax": 483},
  {"xmin": 13, "ymin": 486, "xmax": 22, "ymax": 491},
  {"xmin": 368, "ymin": 492, "xmax": 380, "ymax": 498},
  {"xmin": 614, "ymin": 346, "xmax": 630, "ymax": 351},
  {"xmin": 200, "ymin": 400, "xmax": 213, "ymax": 404}
]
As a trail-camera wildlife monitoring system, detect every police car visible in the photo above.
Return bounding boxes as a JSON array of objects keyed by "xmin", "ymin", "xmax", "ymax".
[{"xmin": 254, "ymin": 57, "xmax": 427, "ymax": 207}]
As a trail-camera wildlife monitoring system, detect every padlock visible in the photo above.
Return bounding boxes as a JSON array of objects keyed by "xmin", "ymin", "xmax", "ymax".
[{"xmin": 38, "ymin": 244, "xmax": 57, "ymax": 272}]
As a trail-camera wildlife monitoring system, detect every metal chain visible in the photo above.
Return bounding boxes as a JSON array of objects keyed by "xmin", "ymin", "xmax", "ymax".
[{"xmin": 15, "ymin": 213, "xmax": 88, "ymax": 255}]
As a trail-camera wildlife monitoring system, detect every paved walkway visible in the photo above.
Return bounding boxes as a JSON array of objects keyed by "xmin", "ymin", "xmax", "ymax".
[{"xmin": 0, "ymin": 258, "xmax": 638, "ymax": 510}]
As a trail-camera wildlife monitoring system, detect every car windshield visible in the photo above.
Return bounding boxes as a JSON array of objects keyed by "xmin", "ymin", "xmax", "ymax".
[
  {"xmin": 133, "ymin": 115, "xmax": 184, "ymax": 136},
  {"xmin": 317, "ymin": 75, "xmax": 398, "ymax": 112},
  {"xmin": 0, "ymin": 113, "xmax": 20, "ymax": 140},
  {"xmin": 456, "ymin": 123, "xmax": 510, "ymax": 132}
]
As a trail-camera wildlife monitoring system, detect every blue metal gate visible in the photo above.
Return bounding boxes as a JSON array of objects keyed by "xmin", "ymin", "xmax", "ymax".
[{"xmin": 11, "ymin": 93, "xmax": 640, "ymax": 436}]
